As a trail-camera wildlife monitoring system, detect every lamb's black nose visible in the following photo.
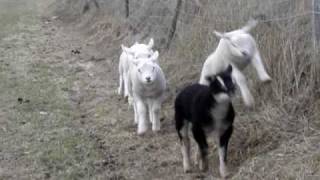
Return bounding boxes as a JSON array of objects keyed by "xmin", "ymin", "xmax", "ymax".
[{"xmin": 146, "ymin": 77, "xmax": 151, "ymax": 82}]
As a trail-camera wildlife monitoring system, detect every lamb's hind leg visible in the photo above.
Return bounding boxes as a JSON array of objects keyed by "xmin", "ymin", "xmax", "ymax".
[
  {"xmin": 252, "ymin": 50, "xmax": 272, "ymax": 83},
  {"xmin": 218, "ymin": 126, "xmax": 233, "ymax": 178},
  {"xmin": 176, "ymin": 113, "xmax": 191, "ymax": 173},
  {"xmin": 192, "ymin": 125, "xmax": 209, "ymax": 172}
]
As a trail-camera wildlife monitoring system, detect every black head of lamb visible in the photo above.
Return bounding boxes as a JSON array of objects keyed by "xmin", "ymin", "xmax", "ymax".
[{"xmin": 205, "ymin": 64, "xmax": 235, "ymax": 95}]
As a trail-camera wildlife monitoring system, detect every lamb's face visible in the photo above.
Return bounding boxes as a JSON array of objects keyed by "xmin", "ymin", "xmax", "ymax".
[
  {"xmin": 217, "ymin": 65, "xmax": 236, "ymax": 94},
  {"xmin": 227, "ymin": 34, "xmax": 255, "ymax": 60},
  {"xmin": 215, "ymin": 31, "xmax": 255, "ymax": 63},
  {"xmin": 133, "ymin": 51, "xmax": 160, "ymax": 84},
  {"xmin": 206, "ymin": 65, "xmax": 235, "ymax": 95},
  {"xmin": 137, "ymin": 62, "xmax": 158, "ymax": 84}
]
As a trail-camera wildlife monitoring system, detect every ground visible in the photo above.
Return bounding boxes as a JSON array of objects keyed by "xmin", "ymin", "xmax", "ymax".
[{"xmin": 1, "ymin": 1, "xmax": 320, "ymax": 180}]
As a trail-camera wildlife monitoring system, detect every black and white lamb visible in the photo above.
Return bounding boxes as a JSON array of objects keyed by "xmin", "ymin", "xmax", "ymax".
[{"xmin": 175, "ymin": 65, "xmax": 236, "ymax": 178}]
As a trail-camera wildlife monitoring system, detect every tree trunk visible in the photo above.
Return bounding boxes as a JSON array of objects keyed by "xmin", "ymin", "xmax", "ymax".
[
  {"xmin": 313, "ymin": 0, "xmax": 320, "ymax": 45},
  {"xmin": 92, "ymin": 0, "xmax": 99, "ymax": 9},
  {"xmin": 125, "ymin": 0, "xmax": 129, "ymax": 18},
  {"xmin": 167, "ymin": 0, "xmax": 182, "ymax": 49}
]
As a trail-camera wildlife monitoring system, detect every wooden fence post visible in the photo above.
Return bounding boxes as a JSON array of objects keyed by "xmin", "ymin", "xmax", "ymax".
[
  {"xmin": 125, "ymin": 0, "xmax": 129, "ymax": 18},
  {"xmin": 312, "ymin": 0, "xmax": 320, "ymax": 46},
  {"xmin": 167, "ymin": 0, "xmax": 182, "ymax": 49}
]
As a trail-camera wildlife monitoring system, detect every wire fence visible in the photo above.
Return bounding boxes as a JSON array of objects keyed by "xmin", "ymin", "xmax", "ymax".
[
  {"xmin": 125, "ymin": 0, "xmax": 316, "ymax": 33},
  {"xmin": 93, "ymin": 0, "xmax": 319, "ymax": 59}
]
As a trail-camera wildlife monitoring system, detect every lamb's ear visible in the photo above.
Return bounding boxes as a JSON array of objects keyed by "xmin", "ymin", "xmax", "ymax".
[
  {"xmin": 226, "ymin": 64, "xmax": 233, "ymax": 74},
  {"xmin": 147, "ymin": 38, "xmax": 154, "ymax": 50},
  {"xmin": 150, "ymin": 51, "xmax": 159, "ymax": 62},
  {"xmin": 214, "ymin": 31, "xmax": 231, "ymax": 41},
  {"xmin": 121, "ymin": 44, "xmax": 129, "ymax": 52},
  {"xmin": 121, "ymin": 45, "xmax": 134, "ymax": 56},
  {"xmin": 214, "ymin": 31, "xmax": 225, "ymax": 39},
  {"xmin": 241, "ymin": 18, "xmax": 258, "ymax": 33},
  {"xmin": 131, "ymin": 59, "xmax": 139, "ymax": 66}
]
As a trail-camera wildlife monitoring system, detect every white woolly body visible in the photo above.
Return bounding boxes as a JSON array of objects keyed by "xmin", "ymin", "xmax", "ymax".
[
  {"xmin": 199, "ymin": 21, "xmax": 271, "ymax": 107},
  {"xmin": 128, "ymin": 59, "xmax": 167, "ymax": 135}
]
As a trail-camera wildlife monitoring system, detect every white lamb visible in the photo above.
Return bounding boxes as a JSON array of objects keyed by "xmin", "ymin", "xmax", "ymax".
[
  {"xmin": 127, "ymin": 51, "xmax": 167, "ymax": 135},
  {"xmin": 118, "ymin": 38, "xmax": 155, "ymax": 98},
  {"xmin": 199, "ymin": 20, "xmax": 272, "ymax": 107}
]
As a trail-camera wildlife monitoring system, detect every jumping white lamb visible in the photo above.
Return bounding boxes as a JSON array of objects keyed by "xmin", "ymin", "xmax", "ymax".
[
  {"xmin": 118, "ymin": 38, "xmax": 155, "ymax": 98},
  {"xmin": 199, "ymin": 20, "xmax": 272, "ymax": 107},
  {"xmin": 127, "ymin": 51, "xmax": 166, "ymax": 135}
]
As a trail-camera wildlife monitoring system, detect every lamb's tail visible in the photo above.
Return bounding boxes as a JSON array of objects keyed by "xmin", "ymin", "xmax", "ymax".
[{"xmin": 241, "ymin": 18, "xmax": 258, "ymax": 33}]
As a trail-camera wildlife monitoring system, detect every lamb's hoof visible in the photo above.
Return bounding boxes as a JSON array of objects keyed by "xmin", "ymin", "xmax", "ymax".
[
  {"xmin": 220, "ymin": 173, "xmax": 229, "ymax": 179},
  {"xmin": 137, "ymin": 131, "xmax": 146, "ymax": 136},
  {"xmin": 137, "ymin": 126, "xmax": 148, "ymax": 135},
  {"xmin": 117, "ymin": 88, "xmax": 122, "ymax": 96},
  {"xmin": 128, "ymin": 97, "xmax": 134, "ymax": 106},
  {"xmin": 220, "ymin": 166, "xmax": 229, "ymax": 179},
  {"xmin": 244, "ymin": 97, "xmax": 254, "ymax": 108},
  {"xmin": 199, "ymin": 161, "xmax": 208, "ymax": 172},
  {"xmin": 244, "ymin": 102, "xmax": 254, "ymax": 109},
  {"xmin": 260, "ymin": 75, "xmax": 272, "ymax": 83},
  {"xmin": 152, "ymin": 126, "xmax": 160, "ymax": 132},
  {"xmin": 262, "ymin": 78, "xmax": 272, "ymax": 84},
  {"xmin": 183, "ymin": 167, "xmax": 191, "ymax": 173}
]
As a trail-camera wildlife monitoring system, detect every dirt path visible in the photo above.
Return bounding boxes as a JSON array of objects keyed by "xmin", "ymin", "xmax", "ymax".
[{"xmin": 0, "ymin": 1, "xmax": 109, "ymax": 179}]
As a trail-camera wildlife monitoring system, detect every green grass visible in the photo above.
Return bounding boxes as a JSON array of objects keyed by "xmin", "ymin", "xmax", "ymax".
[{"xmin": 0, "ymin": 1, "xmax": 105, "ymax": 179}]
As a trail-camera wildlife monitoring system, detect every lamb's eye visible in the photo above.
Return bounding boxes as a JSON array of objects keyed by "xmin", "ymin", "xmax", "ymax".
[
  {"xmin": 148, "ymin": 54, "xmax": 152, "ymax": 58},
  {"xmin": 152, "ymin": 67, "xmax": 155, "ymax": 71},
  {"xmin": 138, "ymin": 69, "xmax": 141, "ymax": 73},
  {"xmin": 230, "ymin": 42, "xmax": 238, "ymax": 48}
]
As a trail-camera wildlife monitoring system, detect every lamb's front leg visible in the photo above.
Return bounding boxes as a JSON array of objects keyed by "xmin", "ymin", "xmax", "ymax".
[
  {"xmin": 136, "ymin": 99, "xmax": 148, "ymax": 135},
  {"xmin": 150, "ymin": 99, "xmax": 162, "ymax": 132},
  {"xmin": 232, "ymin": 67, "xmax": 254, "ymax": 107},
  {"xmin": 148, "ymin": 100, "xmax": 154, "ymax": 124},
  {"xmin": 123, "ymin": 72, "xmax": 130, "ymax": 98},
  {"xmin": 127, "ymin": 75, "xmax": 134, "ymax": 108},
  {"xmin": 118, "ymin": 74, "xmax": 123, "ymax": 95},
  {"xmin": 133, "ymin": 99, "xmax": 138, "ymax": 124},
  {"xmin": 218, "ymin": 126, "xmax": 233, "ymax": 179},
  {"xmin": 251, "ymin": 50, "xmax": 272, "ymax": 83}
]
